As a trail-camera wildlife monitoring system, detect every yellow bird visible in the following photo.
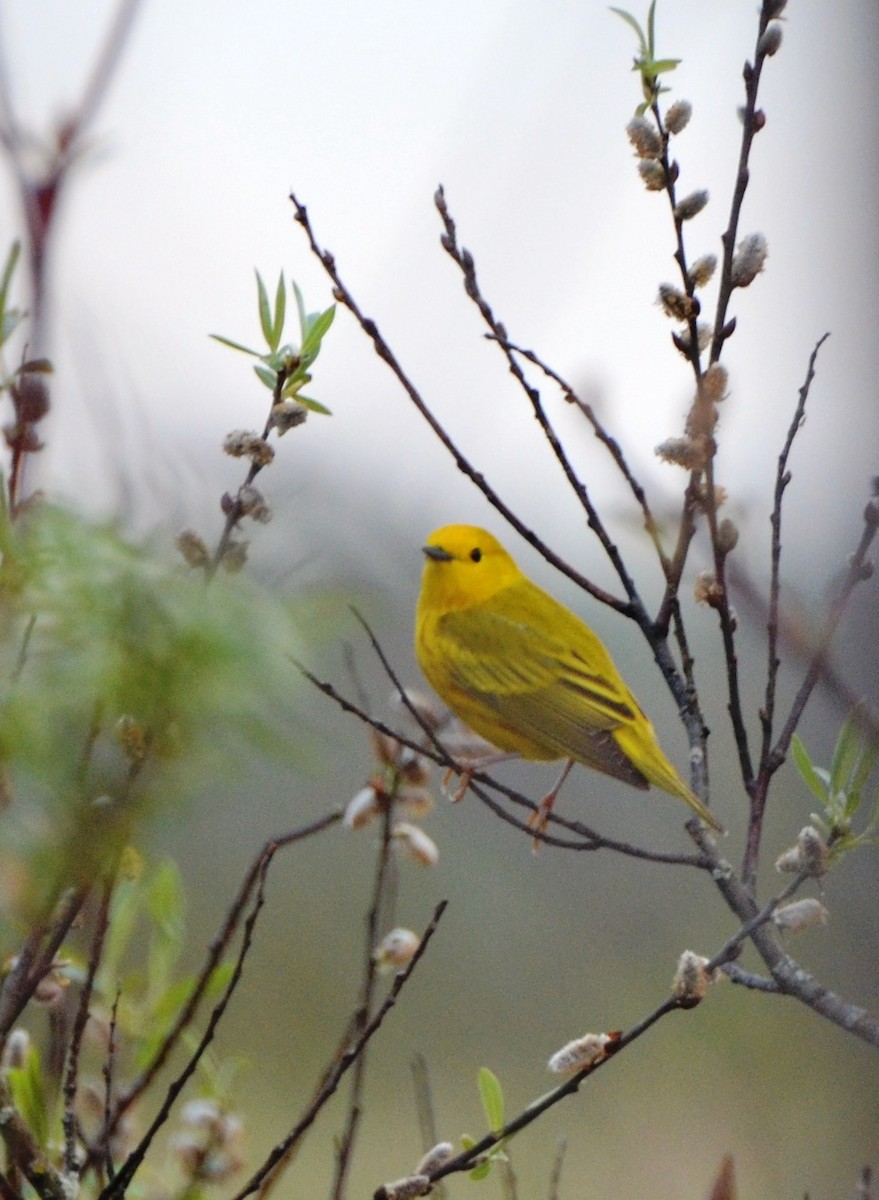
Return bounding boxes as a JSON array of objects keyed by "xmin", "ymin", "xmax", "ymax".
[{"xmin": 415, "ymin": 524, "xmax": 722, "ymax": 832}]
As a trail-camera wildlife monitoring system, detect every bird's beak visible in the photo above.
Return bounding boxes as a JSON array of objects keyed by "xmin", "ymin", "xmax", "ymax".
[{"xmin": 422, "ymin": 543, "xmax": 453, "ymax": 562}]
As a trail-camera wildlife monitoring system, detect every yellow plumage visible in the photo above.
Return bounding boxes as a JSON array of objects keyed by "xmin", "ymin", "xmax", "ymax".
[{"xmin": 415, "ymin": 524, "xmax": 721, "ymax": 831}]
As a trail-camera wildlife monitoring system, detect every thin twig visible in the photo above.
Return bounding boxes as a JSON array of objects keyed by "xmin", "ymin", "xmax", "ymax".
[
  {"xmin": 289, "ymin": 191, "xmax": 629, "ymax": 616},
  {"xmin": 330, "ymin": 795, "xmax": 398, "ymax": 1200},
  {"xmin": 760, "ymin": 334, "xmax": 831, "ymax": 766},
  {"xmin": 230, "ymin": 901, "xmax": 449, "ymax": 1200},
  {"xmin": 63, "ymin": 877, "xmax": 114, "ymax": 1175},
  {"xmin": 99, "ymin": 846, "xmax": 276, "ymax": 1200},
  {"xmin": 82, "ymin": 811, "xmax": 342, "ymax": 1179}
]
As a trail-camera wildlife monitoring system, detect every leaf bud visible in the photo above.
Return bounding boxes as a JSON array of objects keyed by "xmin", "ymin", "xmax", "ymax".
[
  {"xmin": 773, "ymin": 898, "xmax": 829, "ymax": 933},
  {"xmin": 672, "ymin": 950, "xmax": 714, "ymax": 1007},
  {"xmin": 638, "ymin": 160, "xmax": 667, "ymax": 191},
  {"xmin": 547, "ymin": 1032, "xmax": 613, "ymax": 1074},
  {"xmin": 730, "ymin": 232, "xmax": 768, "ymax": 287},
  {"xmin": 625, "ymin": 116, "xmax": 662, "ymax": 159},
  {"xmin": 674, "ymin": 190, "xmax": 709, "ymax": 221},
  {"xmin": 374, "ymin": 928, "xmax": 421, "ymax": 972},
  {"xmin": 764, "ymin": 0, "xmax": 787, "ymax": 17},
  {"xmin": 398, "ymin": 786, "xmax": 435, "ymax": 819},
  {"xmin": 664, "ymin": 99, "xmax": 692, "ymax": 135}
]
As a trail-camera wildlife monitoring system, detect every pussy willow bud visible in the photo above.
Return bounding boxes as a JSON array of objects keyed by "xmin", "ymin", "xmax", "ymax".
[
  {"xmin": 223, "ymin": 430, "xmax": 274, "ymax": 465},
  {"xmin": 775, "ymin": 826, "xmax": 829, "ymax": 876},
  {"xmin": 176, "ymin": 529, "xmax": 210, "ymax": 568},
  {"xmin": 398, "ymin": 786, "xmax": 435, "ymax": 819},
  {"xmin": 392, "ymin": 821, "xmax": 439, "ymax": 867},
  {"xmin": 773, "ymin": 898, "xmax": 829, "ymax": 933},
  {"xmin": 672, "ymin": 950, "xmax": 714, "ymax": 1007},
  {"xmin": 1, "ymin": 1029, "xmax": 30, "ymax": 1070},
  {"xmin": 220, "ymin": 540, "xmax": 248, "ymax": 573},
  {"xmin": 674, "ymin": 190, "xmax": 709, "ymax": 221},
  {"xmin": 547, "ymin": 1032, "xmax": 612, "ymax": 1074},
  {"xmin": 270, "ymin": 400, "xmax": 308, "ymax": 435},
  {"xmin": 398, "ymin": 747, "xmax": 431, "ymax": 786},
  {"xmin": 374, "ymin": 928, "xmax": 421, "ymax": 972},
  {"xmin": 730, "ymin": 233, "xmax": 768, "ymax": 287},
  {"xmin": 694, "ymin": 570, "xmax": 724, "ymax": 607},
  {"xmin": 236, "ymin": 484, "xmax": 271, "ymax": 523},
  {"xmin": 664, "ymin": 99, "xmax": 692, "ymax": 135},
  {"xmin": 687, "ymin": 254, "xmax": 717, "ymax": 289},
  {"xmin": 656, "ymin": 435, "xmax": 711, "ymax": 471},
  {"xmin": 375, "ymin": 1176, "xmax": 431, "ymax": 1200},
  {"xmin": 672, "ymin": 323, "xmax": 711, "ymax": 357},
  {"xmin": 626, "ymin": 116, "xmax": 662, "ymax": 159},
  {"xmin": 717, "ymin": 518, "xmax": 739, "ymax": 555},
  {"xmin": 344, "ymin": 786, "xmax": 380, "ymax": 830},
  {"xmin": 638, "ymin": 160, "xmax": 666, "ymax": 191},
  {"xmin": 414, "ymin": 1143, "xmax": 454, "ymax": 1175},
  {"xmin": 758, "ymin": 23, "xmax": 783, "ymax": 57},
  {"xmin": 657, "ymin": 284, "xmax": 699, "ymax": 322},
  {"xmin": 700, "ymin": 363, "xmax": 729, "ymax": 405}
]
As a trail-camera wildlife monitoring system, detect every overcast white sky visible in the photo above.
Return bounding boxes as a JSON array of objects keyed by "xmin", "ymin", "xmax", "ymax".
[{"xmin": 0, "ymin": 1, "xmax": 876, "ymax": 591}]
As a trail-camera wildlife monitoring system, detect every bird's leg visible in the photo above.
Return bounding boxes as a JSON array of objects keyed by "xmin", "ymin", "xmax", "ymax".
[
  {"xmin": 527, "ymin": 758, "xmax": 575, "ymax": 847},
  {"xmin": 441, "ymin": 752, "xmax": 518, "ymax": 802}
]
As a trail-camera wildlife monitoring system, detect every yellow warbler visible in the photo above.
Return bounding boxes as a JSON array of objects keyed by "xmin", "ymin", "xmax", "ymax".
[{"xmin": 415, "ymin": 524, "xmax": 722, "ymax": 832}]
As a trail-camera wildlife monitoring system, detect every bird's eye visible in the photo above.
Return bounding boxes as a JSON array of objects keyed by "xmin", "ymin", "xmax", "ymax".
[{"xmin": 470, "ymin": 547, "xmax": 482, "ymax": 562}]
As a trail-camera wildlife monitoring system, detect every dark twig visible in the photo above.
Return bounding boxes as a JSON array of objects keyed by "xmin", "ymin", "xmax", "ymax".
[
  {"xmin": 289, "ymin": 191, "xmax": 629, "ymax": 616},
  {"xmin": 82, "ymin": 812, "xmax": 341, "ymax": 1180},
  {"xmin": 493, "ymin": 336, "xmax": 669, "ymax": 571},
  {"xmin": 230, "ymin": 901, "xmax": 448, "ymax": 1200},
  {"xmin": 330, "ymin": 796, "xmax": 398, "ymax": 1200},
  {"xmin": 99, "ymin": 844, "xmax": 276, "ymax": 1200},
  {"xmin": 434, "ymin": 193, "xmax": 638, "ymax": 610},
  {"xmin": 63, "ymin": 876, "xmax": 114, "ymax": 1175}
]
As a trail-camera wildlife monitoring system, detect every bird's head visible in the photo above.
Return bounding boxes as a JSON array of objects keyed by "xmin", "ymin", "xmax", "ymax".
[{"xmin": 419, "ymin": 525, "xmax": 523, "ymax": 610}]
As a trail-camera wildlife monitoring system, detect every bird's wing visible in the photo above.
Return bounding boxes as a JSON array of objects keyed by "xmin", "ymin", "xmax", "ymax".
[{"xmin": 437, "ymin": 592, "xmax": 650, "ymax": 787}]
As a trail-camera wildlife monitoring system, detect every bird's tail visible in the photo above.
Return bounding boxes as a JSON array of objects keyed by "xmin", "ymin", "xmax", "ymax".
[{"xmin": 614, "ymin": 724, "xmax": 724, "ymax": 833}]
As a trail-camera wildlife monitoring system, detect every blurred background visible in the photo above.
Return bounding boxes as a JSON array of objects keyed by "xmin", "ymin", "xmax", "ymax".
[{"xmin": 1, "ymin": 1, "xmax": 877, "ymax": 1197}]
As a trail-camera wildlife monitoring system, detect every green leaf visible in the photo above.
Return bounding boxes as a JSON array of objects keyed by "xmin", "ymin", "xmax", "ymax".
[
  {"xmin": 646, "ymin": 56, "xmax": 681, "ymax": 75},
  {"xmin": 791, "ymin": 736, "xmax": 829, "ymax": 803},
  {"xmin": 610, "ymin": 7, "xmax": 647, "ymax": 54},
  {"xmin": 300, "ymin": 305, "xmax": 336, "ymax": 360},
  {"xmin": 1, "ymin": 308, "xmax": 25, "ymax": 348},
  {"xmin": 295, "ymin": 395, "xmax": 332, "ymax": 416},
  {"xmin": 7, "ymin": 1044, "xmax": 49, "ymax": 1144},
  {"xmin": 646, "ymin": 0, "xmax": 656, "ymax": 56},
  {"xmin": 209, "ymin": 333, "xmax": 261, "ymax": 357},
  {"xmin": 256, "ymin": 270, "xmax": 273, "ymax": 348},
  {"xmin": 271, "ymin": 271, "xmax": 287, "ymax": 352},
  {"xmin": 0, "ymin": 241, "xmax": 21, "ymax": 316},
  {"xmin": 478, "ymin": 1066, "xmax": 505, "ymax": 1133},
  {"xmin": 253, "ymin": 363, "xmax": 278, "ymax": 390},
  {"xmin": 830, "ymin": 709, "xmax": 866, "ymax": 794},
  {"xmin": 292, "ymin": 279, "xmax": 308, "ymax": 341},
  {"xmin": 469, "ymin": 1161, "xmax": 491, "ymax": 1182}
]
